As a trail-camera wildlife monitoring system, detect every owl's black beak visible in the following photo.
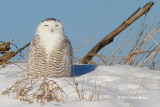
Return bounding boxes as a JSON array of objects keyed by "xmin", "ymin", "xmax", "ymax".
[{"xmin": 51, "ymin": 29, "xmax": 54, "ymax": 32}]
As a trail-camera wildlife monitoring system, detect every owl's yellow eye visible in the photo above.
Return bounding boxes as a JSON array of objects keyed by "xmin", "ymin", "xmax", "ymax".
[
  {"xmin": 55, "ymin": 25, "xmax": 59, "ymax": 26},
  {"xmin": 44, "ymin": 25, "xmax": 48, "ymax": 26}
]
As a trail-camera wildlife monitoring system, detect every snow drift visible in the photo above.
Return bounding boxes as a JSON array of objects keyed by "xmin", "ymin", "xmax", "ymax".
[{"xmin": 0, "ymin": 63, "xmax": 160, "ymax": 107}]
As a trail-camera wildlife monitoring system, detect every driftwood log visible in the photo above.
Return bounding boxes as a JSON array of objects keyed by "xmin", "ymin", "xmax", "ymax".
[
  {"xmin": 80, "ymin": 1, "xmax": 154, "ymax": 64},
  {"xmin": 0, "ymin": 42, "xmax": 10, "ymax": 54},
  {"xmin": 0, "ymin": 42, "xmax": 30, "ymax": 66}
]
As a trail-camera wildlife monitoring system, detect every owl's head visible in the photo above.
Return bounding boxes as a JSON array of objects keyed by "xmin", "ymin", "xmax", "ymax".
[{"xmin": 36, "ymin": 18, "xmax": 64, "ymax": 35}]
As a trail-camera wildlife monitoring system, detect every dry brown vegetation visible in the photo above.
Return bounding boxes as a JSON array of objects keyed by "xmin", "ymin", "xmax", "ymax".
[
  {"xmin": 2, "ymin": 74, "xmax": 103, "ymax": 104},
  {"xmin": 92, "ymin": 16, "xmax": 160, "ymax": 70},
  {"xmin": 2, "ymin": 75, "xmax": 64, "ymax": 104},
  {"xmin": 73, "ymin": 16, "xmax": 160, "ymax": 70}
]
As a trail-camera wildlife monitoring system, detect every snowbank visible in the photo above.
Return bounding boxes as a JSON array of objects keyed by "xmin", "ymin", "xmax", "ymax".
[{"xmin": 0, "ymin": 63, "xmax": 160, "ymax": 107}]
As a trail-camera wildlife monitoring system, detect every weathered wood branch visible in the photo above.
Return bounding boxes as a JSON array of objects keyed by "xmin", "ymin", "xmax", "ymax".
[
  {"xmin": 0, "ymin": 42, "xmax": 30, "ymax": 65},
  {"xmin": 0, "ymin": 42, "xmax": 10, "ymax": 54},
  {"xmin": 80, "ymin": 1, "xmax": 154, "ymax": 64}
]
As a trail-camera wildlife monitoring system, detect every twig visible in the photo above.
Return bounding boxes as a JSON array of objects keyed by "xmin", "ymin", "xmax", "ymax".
[
  {"xmin": 73, "ymin": 37, "xmax": 94, "ymax": 53},
  {"xmin": 130, "ymin": 69, "xmax": 149, "ymax": 107}
]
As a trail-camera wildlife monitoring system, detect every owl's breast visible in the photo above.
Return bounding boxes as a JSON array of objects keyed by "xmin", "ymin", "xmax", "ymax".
[{"xmin": 39, "ymin": 33, "xmax": 65, "ymax": 59}]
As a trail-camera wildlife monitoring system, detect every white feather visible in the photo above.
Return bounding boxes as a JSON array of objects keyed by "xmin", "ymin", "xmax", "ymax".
[
  {"xmin": 35, "ymin": 20, "xmax": 65, "ymax": 59},
  {"xmin": 40, "ymin": 32, "xmax": 63, "ymax": 54}
]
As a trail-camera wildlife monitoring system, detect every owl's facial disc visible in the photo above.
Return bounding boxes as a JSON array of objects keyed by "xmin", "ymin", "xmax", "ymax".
[
  {"xmin": 36, "ymin": 18, "xmax": 64, "ymax": 35},
  {"xmin": 44, "ymin": 24, "xmax": 53, "ymax": 32},
  {"xmin": 41, "ymin": 20, "xmax": 63, "ymax": 33}
]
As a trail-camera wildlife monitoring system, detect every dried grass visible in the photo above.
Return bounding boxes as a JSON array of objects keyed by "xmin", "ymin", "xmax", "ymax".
[
  {"xmin": 2, "ymin": 69, "xmax": 103, "ymax": 105},
  {"xmin": 2, "ymin": 75, "xmax": 64, "ymax": 104},
  {"xmin": 64, "ymin": 77, "xmax": 102, "ymax": 102},
  {"xmin": 89, "ymin": 16, "xmax": 160, "ymax": 70},
  {"xmin": 73, "ymin": 37, "xmax": 94, "ymax": 53},
  {"xmin": 87, "ymin": 78, "xmax": 103, "ymax": 101},
  {"xmin": 130, "ymin": 69, "xmax": 150, "ymax": 107}
]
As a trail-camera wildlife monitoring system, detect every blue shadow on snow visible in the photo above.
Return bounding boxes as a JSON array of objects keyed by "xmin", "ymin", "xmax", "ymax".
[{"xmin": 71, "ymin": 65, "xmax": 97, "ymax": 77}]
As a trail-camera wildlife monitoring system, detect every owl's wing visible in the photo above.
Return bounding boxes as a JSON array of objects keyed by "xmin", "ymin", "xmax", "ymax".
[
  {"xmin": 63, "ymin": 37, "xmax": 73, "ymax": 64},
  {"xmin": 28, "ymin": 35, "xmax": 47, "ymax": 75}
]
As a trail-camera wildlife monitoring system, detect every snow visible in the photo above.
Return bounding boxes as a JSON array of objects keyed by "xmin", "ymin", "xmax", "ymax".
[{"xmin": 0, "ymin": 63, "xmax": 160, "ymax": 107}]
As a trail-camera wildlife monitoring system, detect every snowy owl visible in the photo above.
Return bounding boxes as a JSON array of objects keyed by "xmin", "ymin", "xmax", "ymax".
[{"xmin": 27, "ymin": 18, "xmax": 73, "ymax": 78}]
